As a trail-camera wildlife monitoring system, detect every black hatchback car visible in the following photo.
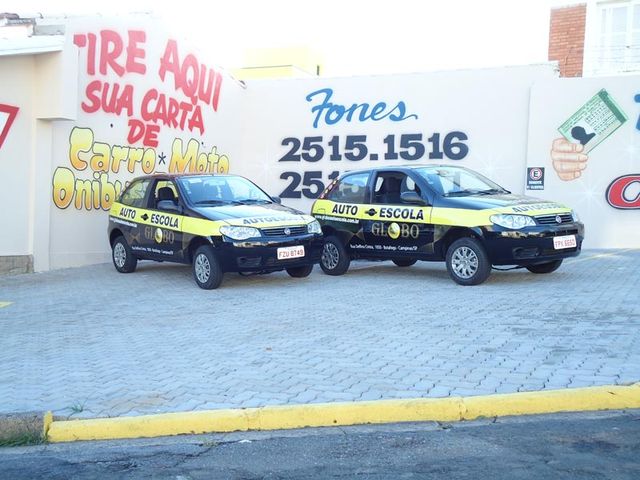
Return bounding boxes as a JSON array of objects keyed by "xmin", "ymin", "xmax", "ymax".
[
  {"xmin": 108, "ymin": 173, "xmax": 323, "ymax": 289},
  {"xmin": 311, "ymin": 165, "xmax": 584, "ymax": 285}
]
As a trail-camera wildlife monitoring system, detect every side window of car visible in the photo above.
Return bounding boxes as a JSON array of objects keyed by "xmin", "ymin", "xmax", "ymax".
[
  {"xmin": 120, "ymin": 179, "xmax": 151, "ymax": 208},
  {"xmin": 326, "ymin": 172, "xmax": 370, "ymax": 204},
  {"xmin": 372, "ymin": 173, "xmax": 422, "ymax": 205},
  {"xmin": 152, "ymin": 180, "xmax": 179, "ymax": 210},
  {"xmin": 402, "ymin": 176, "xmax": 419, "ymax": 194}
]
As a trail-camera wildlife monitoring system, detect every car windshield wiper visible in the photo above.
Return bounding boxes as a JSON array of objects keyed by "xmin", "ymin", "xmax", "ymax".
[
  {"xmin": 443, "ymin": 190, "xmax": 477, "ymax": 197},
  {"xmin": 444, "ymin": 188, "xmax": 509, "ymax": 197},
  {"xmin": 193, "ymin": 199, "xmax": 236, "ymax": 205},
  {"xmin": 235, "ymin": 198, "xmax": 272, "ymax": 204},
  {"xmin": 475, "ymin": 188, "xmax": 510, "ymax": 195}
]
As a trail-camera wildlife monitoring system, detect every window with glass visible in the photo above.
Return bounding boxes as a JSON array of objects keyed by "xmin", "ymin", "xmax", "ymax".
[
  {"xmin": 591, "ymin": 1, "xmax": 640, "ymax": 74},
  {"xmin": 414, "ymin": 166, "xmax": 509, "ymax": 197},
  {"xmin": 177, "ymin": 175, "xmax": 272, "ymax": 205},
  {"xmin": 120, "ymin": 179, "xmax": 151, "ymax": 208},
  {"xmin": 326, "ymin": 172, "xmax": 370, "ymax": 204},
  {"xmin": 372, "ymin": 172, "xmax": 418, "ymax": 204},
  {"xmin": 152, "ymin": 180, "xmax": 179, "ymax": 208}
]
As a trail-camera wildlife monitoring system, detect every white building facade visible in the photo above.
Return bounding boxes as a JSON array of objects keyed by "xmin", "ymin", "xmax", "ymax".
[{"xmin": 1, "ymin": 14, "xmax": 639, "ymax": 274}]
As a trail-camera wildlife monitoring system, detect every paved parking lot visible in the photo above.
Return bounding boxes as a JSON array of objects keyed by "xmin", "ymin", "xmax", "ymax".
[{"xmin": 1, "ymin": 249, "xmax": 639, "ymax": 419}]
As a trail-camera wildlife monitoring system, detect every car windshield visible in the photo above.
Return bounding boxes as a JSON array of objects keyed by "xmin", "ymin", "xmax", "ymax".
[
  {"xmin": 413, "ymin": 166, "xmax": 510, "ymax": 197},
  {"xmin": 177, "ymin": 175, "xmax": 273, "ymax": 205}
]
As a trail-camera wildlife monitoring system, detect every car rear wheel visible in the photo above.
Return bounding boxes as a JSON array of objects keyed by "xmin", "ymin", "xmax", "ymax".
[
  {"xmin": 392, "ymin": 258, "xmax": 417, "ymax": 267},
  {"xmin": 286, "ymin": 265, "xmax": 314, "ymax": 278},
  {"xmin": 193, "ymin": 245, "xmax": 223, "ymax": 290},
  {"xmin": 446, "ymin": 237, "xmax": 491, "ymax": 286},
  {"xmin": 320, "ymin": 236, "xmax": 350, "ymax": 276},
  {"xmin": 112, "ymin": 236, "xmax": 137, "ymax": 273},
  {"xmin": 526, "ymin": 260, "xmax": 563, "ymax": 274}
]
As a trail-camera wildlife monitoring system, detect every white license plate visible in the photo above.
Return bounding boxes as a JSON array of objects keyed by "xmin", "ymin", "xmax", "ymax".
[
  {"xmin": 553, "ymin": 235, "xmax": 577, "ymax": 250},
  {"xmin": 277, "ymin": 245, "xmax": 305, "ymax": 260}
]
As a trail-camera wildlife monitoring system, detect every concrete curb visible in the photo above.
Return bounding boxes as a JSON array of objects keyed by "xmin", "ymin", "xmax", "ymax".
[
  {"xmin": 0, "ymin": 412, "xmax": 48, "ymax": 445},
  {"xmin": 46, "ymin": 383, "xmax": 640, "ymax": 443}
]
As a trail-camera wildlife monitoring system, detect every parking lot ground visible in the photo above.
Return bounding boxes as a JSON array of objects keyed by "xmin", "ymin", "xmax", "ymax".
[{"xmin": 0, "ymin": 249, "xmax": 639, "ymax": 420}]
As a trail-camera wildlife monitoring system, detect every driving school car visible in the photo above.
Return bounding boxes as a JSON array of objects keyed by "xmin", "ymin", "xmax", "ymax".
[
  {"xmin": 311, "ymin": 165, "xmax": 584, "ymax": 285},
  {"xmin": 108, "ymin": 173, "xmax": 323, "ymax": 289}
]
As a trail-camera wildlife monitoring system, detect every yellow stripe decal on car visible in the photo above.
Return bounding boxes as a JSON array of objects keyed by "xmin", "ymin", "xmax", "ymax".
[
  {"xmin": 224, "ymin": 215, "xmax": 315, "ymax": 228},
  {"xmin": 312, "ymin": 200, "xmax": 573, "ymax": 228},
  {"xmin": 110, "ymin": 203, "xmax": 183, "ymax": 232},
  {"xmin": 110, "ymin": 203, "xmax": 315, "ymax": 236},
  {"xmin": 312, "ymin": 200, "xmax": 431, "ymax": 223},
  {"xmin": 493, "ymin": 204, "xmax": 572, "ymax": 216}
]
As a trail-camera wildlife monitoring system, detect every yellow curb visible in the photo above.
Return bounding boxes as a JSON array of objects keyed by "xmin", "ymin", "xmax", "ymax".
[
  {"xmin": 461, "ymin": 383, "xmax": 639, "ymax": 418},
  {"xmin": 47, "ymin": 383, "xmax": 640, "ymax": 443},
  {"xmin": 43, "ymin": 411, "xmax": 53, "ymax": 439}
]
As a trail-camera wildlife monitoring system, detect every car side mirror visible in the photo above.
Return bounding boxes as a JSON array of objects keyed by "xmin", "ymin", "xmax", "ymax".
[
  {"xmin": 271, "ymin": 196, "xmax": 282, "ymax": 204},
  {"xmin": 157, "ymin": 199, "xmax": 182, "ymax": 213},
  {"xmin": 400, "ymin": 191, "xmax": 425, "ymax": 205}
]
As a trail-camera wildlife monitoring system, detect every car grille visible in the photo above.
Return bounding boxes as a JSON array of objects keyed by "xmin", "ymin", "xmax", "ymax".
[
  {"xmin": 261, "ymin": 225, "xmax": 307, "ymax": 237},
  {"xmin": 513, "ymin": 247, "xmax": 540, "ymax": 259},
  {"xmin": 534, "ymin": 213, "xmax": 573, "ymax": 225},
  {"xmin": 542, "ymin": 247, "xmax": 579, "ymax": 256},
  {"xmin": 236, "ymin": 257, "xmax": 262, "ymax": 268}
]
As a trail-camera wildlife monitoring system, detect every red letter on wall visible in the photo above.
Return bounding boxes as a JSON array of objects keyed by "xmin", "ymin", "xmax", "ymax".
[
  {"xmin": 99, "ymin": 30, "xmax": 125, "ymax": 77},
  {"xmin": 126, "ymin": 30, "xmax": 147, "ymax": 74},
  {"xmin": 0, "ymin": 103, "xmax": 19, "ymax": 150},
  {"xmin": 606, "ymin": 174, "xmax": 640, "ymax": 209}
]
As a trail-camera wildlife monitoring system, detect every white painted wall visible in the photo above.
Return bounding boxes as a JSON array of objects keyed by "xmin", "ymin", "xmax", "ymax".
[
  {"xmin": 236, "ymin": 65, "xmax": 558, "ymax": 212},
  {"xmin": 526, "ymin": 76, "xmax": 640, "ymax": 248},
  {"xmin": 0, "ymin": 54, "xmax": 34, "ymax": 256},
  {"xmin": 3, "ymin": 15, "xmax": 640, "ymax": 271},
  {"xmin": 46, "ymin": 15, "xmax": 247, "ymax": 269}
]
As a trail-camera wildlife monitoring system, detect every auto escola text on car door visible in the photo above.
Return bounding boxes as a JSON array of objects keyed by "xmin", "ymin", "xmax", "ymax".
[
  {"xmin": 110, "ymin": 203, "xmax": 188, "ymax": 259},
  {"xmin": 111, "ymin": 202, "xmax": 317, "ymax": 259},
  {"xmin": 312, "ymin": 199, "xmax": 435, "ymax": 256}
]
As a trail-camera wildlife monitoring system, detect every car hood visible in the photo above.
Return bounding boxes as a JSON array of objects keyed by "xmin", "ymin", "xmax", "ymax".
[
  {"xmin": 191, "ymin": 202, "xmax": 314, "ymax": 226},
  {"xmin": 438, "ymin": 193, "xmax": 572, "ymax": 214}
]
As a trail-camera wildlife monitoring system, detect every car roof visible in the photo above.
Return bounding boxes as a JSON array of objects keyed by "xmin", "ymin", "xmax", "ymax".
[
  {"xmin": 129, "ymin": 173, "xmax": 241, "ymax": 181},
  {"xmin": 341, "ymin": 164, "xmax": 470, "ymax": 176}
]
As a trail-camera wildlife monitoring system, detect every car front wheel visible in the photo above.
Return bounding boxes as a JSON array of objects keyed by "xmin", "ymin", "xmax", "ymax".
[
  {"xmin": 392, "ymin": 258, "xmax": 417, "ymax": 267},
  {"xmin": 193, "ymin": 245, "xmax": 223, "ymax": 289},
  {"xmin": 526, "ymin": 260, "xmax": 563, "ymax": 274},
  {"xmin": 286, "ymin": 265, "xmax": 314, "ymax": 278},
  {"xmin": 112, "ymin": 236, "xmax": 137, "ymax": 273},
  {"xmin": 445, "ymin": 237, "xmax": 491, "ymax": 286},
  {"xmin": 320, "ymin": 236, "xmax": 350, "ymax": 276}
]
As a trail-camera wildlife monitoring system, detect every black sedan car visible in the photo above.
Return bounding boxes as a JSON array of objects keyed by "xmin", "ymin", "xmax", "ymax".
[
  {"xmin": 312, "ymin": 165, "xmax": 584, "ymax": 285},
  {"xmin": 108, "ymin": 174, "xmax": 323, "ymax": 289}
]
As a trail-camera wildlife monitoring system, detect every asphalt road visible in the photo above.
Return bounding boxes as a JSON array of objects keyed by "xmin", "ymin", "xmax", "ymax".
[{"xmin": 2, "ymin": 411, "xmax": 639, "ymax": 479}]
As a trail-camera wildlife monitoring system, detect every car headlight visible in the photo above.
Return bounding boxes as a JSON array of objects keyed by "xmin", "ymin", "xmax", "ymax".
[
  {"xmin": 219, "ymin": 225, "xmax": 260, "ymax": 240},
  {"xmin": 307, "ymin": 220, "xmax": 322, "ymax": 234},
  {"xmin": 490, "ymin": 214, "xmax": 536, "ymax": 229},
  {"xmin": 571, "ymin": 210, "xmax": 580, "ymax": 222}
]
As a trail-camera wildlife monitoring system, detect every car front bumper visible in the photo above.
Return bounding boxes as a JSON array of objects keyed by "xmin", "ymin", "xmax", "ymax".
[
  {"xmin": 216, "ymin": 234, "xmax": 324, "ymax": 273},
  {"xmin": 482, "ymin": 222, "xmax": 585, "ymax": 266}
]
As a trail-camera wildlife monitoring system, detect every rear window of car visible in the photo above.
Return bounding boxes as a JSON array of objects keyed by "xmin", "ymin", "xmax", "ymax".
[
  {"xmin": 326, "ymin": 172, "xmax": 370, "ymax": 204},
  {"xmin": 120, "ymin": 179, "xmax": 151, "ymax": 208}
]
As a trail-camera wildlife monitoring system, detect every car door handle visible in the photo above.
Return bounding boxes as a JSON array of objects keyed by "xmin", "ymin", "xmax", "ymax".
[{"xmin": 365, "ymin": 208, "xmax": 376, "ymax": 216}]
